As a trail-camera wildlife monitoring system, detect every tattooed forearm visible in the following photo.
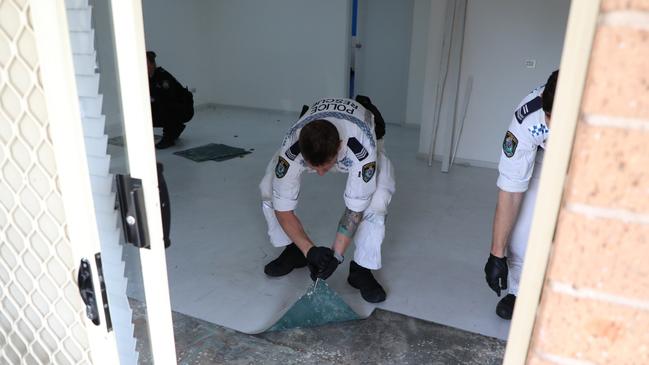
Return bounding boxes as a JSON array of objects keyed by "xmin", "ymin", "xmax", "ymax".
[{"xmin": 337, "ymin": 208, "xmax": 363, "ymax": 238}]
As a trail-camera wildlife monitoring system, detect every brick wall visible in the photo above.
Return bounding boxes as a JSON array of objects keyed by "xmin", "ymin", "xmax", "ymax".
[{"xmin": 527, "ymin": 0, "xmax": 649, "ymax": 364}]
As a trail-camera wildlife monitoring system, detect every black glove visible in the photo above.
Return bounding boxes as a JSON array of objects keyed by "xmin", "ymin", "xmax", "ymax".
[
  {"xmin": 484, "ymin": 254, "xmax": 508, "ymax": 296},
  {"xmin": 307, "ymin": 246, "xmax": 340, "ymax": 280}
]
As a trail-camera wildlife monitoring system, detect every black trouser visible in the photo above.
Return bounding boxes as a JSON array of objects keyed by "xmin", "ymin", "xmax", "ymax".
[{"xmin": 151, "ymin": 102, "xmax": 189, "ymax": 140}]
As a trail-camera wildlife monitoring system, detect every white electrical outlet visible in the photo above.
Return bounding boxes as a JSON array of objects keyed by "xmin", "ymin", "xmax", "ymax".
[{"xmin": 525, "ymin": 59, "xmax": 536, "ymax": 69}]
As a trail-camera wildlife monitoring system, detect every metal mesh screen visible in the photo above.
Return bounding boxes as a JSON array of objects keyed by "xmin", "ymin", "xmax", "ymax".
[{"xmin": 0, "ymin": 0, "xmax": 93, "ymax": 363}]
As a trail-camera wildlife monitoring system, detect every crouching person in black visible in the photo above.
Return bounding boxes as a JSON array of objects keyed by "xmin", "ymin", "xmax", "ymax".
[{"xmin": 146, "ymin": 51, "xmax": 194, "ymax": 149}]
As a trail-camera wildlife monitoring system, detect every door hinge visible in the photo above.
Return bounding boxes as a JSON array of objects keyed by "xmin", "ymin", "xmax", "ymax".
[{"xmin": 95, "ymin": 253, "xmax": 112, "ymax": 332}]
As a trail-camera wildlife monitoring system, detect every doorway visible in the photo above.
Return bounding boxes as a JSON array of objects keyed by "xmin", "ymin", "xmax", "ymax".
[
  {"xmin": 133, "ymin": 0, "xmax": 573, "ymax": 361},
  {"xmin": 4, "ymin": 0, "xmax": 604, "ymax": 363}
]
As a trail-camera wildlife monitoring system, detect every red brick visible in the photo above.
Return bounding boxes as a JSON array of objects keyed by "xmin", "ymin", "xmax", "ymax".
[
  {"xmin": 547, "ymin": 210, "xmax": 649, "ymax": 300},
  {"xmin": 601, "ymin": 0, "xmax": 649, "ymax": 11},
  {"xmin": 582, "ymin": 26, "xmax": 649, "ymax": 119},
  {"xmin": 531, "ymin": 290, "xmax": 649, "ymax": 364},
  {"xmin": 564, "ymin": 123, "xmax": 649, "ymax": 214}
]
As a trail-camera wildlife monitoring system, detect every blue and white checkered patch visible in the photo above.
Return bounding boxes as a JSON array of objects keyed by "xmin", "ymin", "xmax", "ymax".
[{"xmin": 528, "ymin": 124, "xmax": 549, "ymax": 137}]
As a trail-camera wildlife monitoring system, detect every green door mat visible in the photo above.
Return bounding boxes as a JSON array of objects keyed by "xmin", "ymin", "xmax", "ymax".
[
  {"xmin": 266, "ymin": 280, "xmax": 361, "ymax": 332},
  {"xmin": 174, "ymin": 143, "xmax": 252, "ymax": 162}
]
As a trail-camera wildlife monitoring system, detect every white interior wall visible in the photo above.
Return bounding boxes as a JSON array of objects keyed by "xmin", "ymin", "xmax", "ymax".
[
  {"xmin": 355, "ymin": 0, "xmax": 413, "ymax": 125},
  {"xmin": 96, "ymin": 0, "xmax": 208, "ymax": 133},
  {"xmin": 206, "ymin": 0, "xmax": 350, "ymax": 112},
  {"xmin": 405, "ymin": 0, "xmax": 432, "ymax": 127},
  {"xmin": 452, "ymin": 0, "xmax": 570, "ymax": 165},
  {"xmin": 142, "ymin": 0, "xmax": 210, "ymax": 105},
  {"xmin": 142, "ymin": 0, "xmax": 350, "ymax": 113},
  {"xmin": 140, "ymin": 0, "xmax": 569, "ymax": 165},
  {"xmin": 418, "ymin": 0, "xmax": 571, "ymax": 166},
  {"xmin": 417, "ymin": 1, "xmax": 448, "ymax": 152}
]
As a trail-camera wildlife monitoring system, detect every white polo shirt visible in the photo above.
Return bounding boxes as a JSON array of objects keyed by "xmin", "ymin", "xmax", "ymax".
[
  {"xmin": 272, "ymin": 98, "xmax": 378, "ymax": 212},
  {"xmin": 497, "ymin": 86, "xmax": 550, "ymax": 193}
]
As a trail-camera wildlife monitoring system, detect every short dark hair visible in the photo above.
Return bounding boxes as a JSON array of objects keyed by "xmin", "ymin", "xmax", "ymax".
[
  {"xmin": 542, "ymin": 70, "xmax": 559, "ymax": 115},
  {"xmin": 299, "ymin": 119, "xmax": 340, "ymax": 166}
]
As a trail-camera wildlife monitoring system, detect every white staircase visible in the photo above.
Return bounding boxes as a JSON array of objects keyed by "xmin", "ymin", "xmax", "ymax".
[{"xmin": 64, "ymin": 1, "xmax": 139, "ymax": 364}]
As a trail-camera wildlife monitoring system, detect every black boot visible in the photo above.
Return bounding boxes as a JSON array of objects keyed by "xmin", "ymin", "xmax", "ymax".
[
  {"xmin": 496, "ymin": 294, "xmax": 516, "ymax": 320},
  {"xmin": 347, "ymin": 261, "xmax": 386, "ymax": 303},
  {"xmin": 155, "ymin": 136, "xmax": 175, "ymax": 149},
  {"xmin": 264, "ymin": 243, "xmax": 307, "ymax": 277},
  {"xmin": 174, "ymin": 124, "xmax": 186, "ymax": 140},
  {"xmin": 156, "ymin": 124, "xmax": 186, "ymax": 149}
]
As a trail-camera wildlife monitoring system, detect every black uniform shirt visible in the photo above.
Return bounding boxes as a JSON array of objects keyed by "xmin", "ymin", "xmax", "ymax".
[
  {"xmin": 149, "ymin": 67, "xmax": 184, "ymax": 105},
  {"xmin": 149, "ymin": 67, "xmax": 193, "ymax": 124}
]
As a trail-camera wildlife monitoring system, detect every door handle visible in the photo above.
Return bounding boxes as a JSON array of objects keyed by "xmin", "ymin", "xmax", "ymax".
[
  {"xmin": 77, "ymin": 258, "xmax": 100, "ymax": 326},
  {"xmin": 115, "ymin": 174, "xmax": 150, "ymax": 248}
]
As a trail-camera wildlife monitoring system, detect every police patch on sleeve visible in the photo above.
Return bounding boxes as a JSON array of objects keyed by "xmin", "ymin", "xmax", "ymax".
[
  {"xmin": 361, "ymin": 162, "xmax": 376, "ymax": 183},
  {"xmin": 275, "ymin": 156, "xmax": 290, "ymax": 178},
  {"xmin": 502, "ymin": 131, "xmax": 518, "ymax": 158}
]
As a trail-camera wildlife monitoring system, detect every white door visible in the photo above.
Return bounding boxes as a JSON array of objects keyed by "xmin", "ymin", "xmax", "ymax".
[
  {"xmin": 4, "ymin": 0, "xmax": 124, "ymax": 363},
  {"xmin": 0, "ymin": 0, "xmax": 121, "ymax": 362},
  {"xmin": 28, "ymin": 0, "xmax": 177, "ymax": 363},
  {"xmin": 103, "ymin": 0, "xmax": 178, "ymax": 363},
  {"xmin": 354, "ymin": 0, "xmax": 414, "ymax": 125}
]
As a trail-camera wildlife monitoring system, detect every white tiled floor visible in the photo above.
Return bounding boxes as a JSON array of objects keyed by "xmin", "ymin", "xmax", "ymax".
[{"xmin": 124, "ymin": 105, "xmax": 511, "ymax": 340}]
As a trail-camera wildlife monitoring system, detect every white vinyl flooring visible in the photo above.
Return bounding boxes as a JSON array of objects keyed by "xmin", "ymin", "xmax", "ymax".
[{"xmin": 118, "ymin": 105, "xmax": 511, "ymax": 340}]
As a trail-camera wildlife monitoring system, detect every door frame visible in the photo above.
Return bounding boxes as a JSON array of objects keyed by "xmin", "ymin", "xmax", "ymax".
[
  {"xmin": 31, "ymin": 0, "xmax": 603, "ymax": 362},
  {"xmin": 108, "ymin": 0, "xmax": 178, "ymax": 363},
  {"xmin": 503, "ymin": 0, "xmax": 601, "ymax": 363}
]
